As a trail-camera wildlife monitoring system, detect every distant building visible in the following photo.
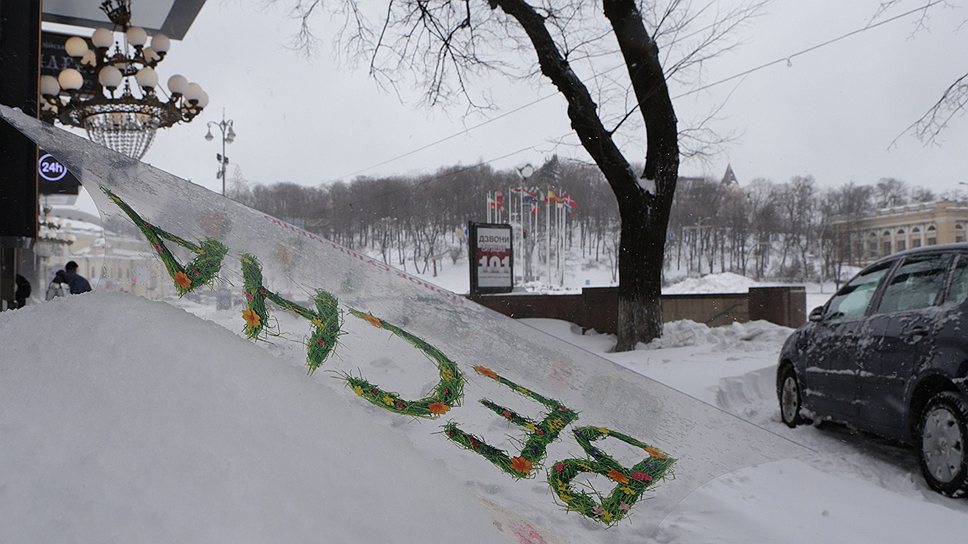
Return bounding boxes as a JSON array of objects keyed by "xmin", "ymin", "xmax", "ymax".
[
  {"xmin": 720, "ymin": 164, "xmax": 738, "ymax": 187},
  {"xmin": 832, "ymin": 200, "xmax": 968, "ymax": 265}
]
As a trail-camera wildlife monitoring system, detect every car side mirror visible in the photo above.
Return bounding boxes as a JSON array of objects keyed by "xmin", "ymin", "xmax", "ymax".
[{"xmin": 808, "ymin": 306, "xmax": 824, "ymax": 323}]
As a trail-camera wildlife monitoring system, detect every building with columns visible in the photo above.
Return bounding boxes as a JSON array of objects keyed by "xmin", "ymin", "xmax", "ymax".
[{"xmin": 834, "ymin": 200, "xmax": 968, "ymax": 266}]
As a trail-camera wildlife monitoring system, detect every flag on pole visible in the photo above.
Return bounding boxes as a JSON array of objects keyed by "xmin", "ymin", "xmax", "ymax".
[
  {"xmin": 496, "ymin": 190, "xmax": 504, "ymax": 210},
  {"xmin": 563, "ymin": 193, "xmax": 577, "ymax": 210},
  {"xmin": 547, "ymin": 190, "xmax": 562, "ymax": 204}
]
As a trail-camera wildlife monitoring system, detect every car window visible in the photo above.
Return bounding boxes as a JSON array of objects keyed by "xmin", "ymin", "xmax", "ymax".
[
  {"xmin": 874, "ymin": 254, "xmax": 952, "ymax": 314},
  {"xmin": 944, "ymin": 255, "xmax": 968, "ymax": 305},
  {"xmin": 824, "ymin": 261, "xmax": 892, "ymax": 321}
]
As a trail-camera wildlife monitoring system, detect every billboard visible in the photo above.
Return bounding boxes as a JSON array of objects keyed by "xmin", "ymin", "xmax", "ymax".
[{"xmin": 468, "ymin": 222, "xmax": 513, "ymax": 294}]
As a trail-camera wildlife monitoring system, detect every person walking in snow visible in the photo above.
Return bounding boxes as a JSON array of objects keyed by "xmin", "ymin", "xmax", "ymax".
[
  {"xmin": 64, "ymin": 260, "xmax": 91, "ymax": 295},
  {"xmin": 46, "ymin": 270, "xmax": 68, "ymax": 301}
]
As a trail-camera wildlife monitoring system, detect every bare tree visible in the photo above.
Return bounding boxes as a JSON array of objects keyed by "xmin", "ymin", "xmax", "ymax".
[
  {"xmin": 877, "ymin": 0, "xmax": 968, "ymax": 144},
  {"xmin": 278, "ymin": 0, "xmax": 763, "ymax": 349}
]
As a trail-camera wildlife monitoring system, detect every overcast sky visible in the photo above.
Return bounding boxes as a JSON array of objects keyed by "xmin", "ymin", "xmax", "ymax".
[{"xmin": 50, "ymin": 0, "xmax": 968, "ymax": 196}]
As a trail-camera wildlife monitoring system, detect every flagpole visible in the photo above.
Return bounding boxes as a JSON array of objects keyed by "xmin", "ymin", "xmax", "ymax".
[{"xmin": 546, "ymin": 187, "xmax": 551, "ymax": 284}]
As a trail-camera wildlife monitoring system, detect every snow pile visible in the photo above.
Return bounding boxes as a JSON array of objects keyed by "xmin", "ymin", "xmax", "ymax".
[
  {"xmin": 663, "ymin": 272, "xmax": 761, "ymax": 294},
  {"xmin": 0, "ymin": 293, "xmax": 507, "ymax": 544},
  {"xmin": 640, "ymin": 319, "xmax": 792, "ymax": 351}
]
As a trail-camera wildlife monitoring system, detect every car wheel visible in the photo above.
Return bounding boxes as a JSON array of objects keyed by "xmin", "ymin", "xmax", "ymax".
[
  {"xmin": 777, "ymin": 364, "xmax": 803, "ymax": 428},
  {"xmin": 918, "ymin": 391, "xmax": 968, "ymax": 497}
]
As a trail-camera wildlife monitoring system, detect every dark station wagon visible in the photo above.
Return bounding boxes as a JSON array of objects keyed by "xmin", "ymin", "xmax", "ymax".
[{"xmin": 777, "ymin": 243, "xmax": 968, "ymax": 497}]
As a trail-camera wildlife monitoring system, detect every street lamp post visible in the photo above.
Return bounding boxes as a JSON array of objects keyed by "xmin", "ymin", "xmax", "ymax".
[{"xmin": 204, "ymin": 109, "xmax": 236, "ymax": 196}]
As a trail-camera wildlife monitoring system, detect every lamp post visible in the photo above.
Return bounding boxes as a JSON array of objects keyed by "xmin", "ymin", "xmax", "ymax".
[{"xmin": 204, "ymin": 109, "xmax": 236, "ymax": 196}]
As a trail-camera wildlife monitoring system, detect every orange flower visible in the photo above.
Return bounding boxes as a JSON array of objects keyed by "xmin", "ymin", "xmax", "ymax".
[
  {"xmin": 362, "ymin": 313, "xmax": 382, "ymax": 328},
  {"xmin": 242, "ymin": 308, "xmax": 261, "ymax": 328},
  {"xmin": 474, "ymin": 365, "xmax": 497, "ymax": 379},
  {"xmin": 510, "ymin": 456, "xmax": 533, "ymax": 474},
  {"xmin": 427, "ymin": 402, "xmax": 450, "ymax": 415},
  {"xmin": 174, "ymin": 271, "xmax": 192, "ymax": 290},
  {"xmin": 644, "ymin": 446, "xmax": 668, "ymax": 460},
  {"xmin": 607, "ymin": 469, "xmax": 629, "ymax": 484}
]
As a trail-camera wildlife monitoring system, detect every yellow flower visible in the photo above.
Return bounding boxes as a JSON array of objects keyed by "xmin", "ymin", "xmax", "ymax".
[
  {"xmin": 312, "ymin": 318, "xmax": 324, "ymax": 328},
  {"xmin": 557, "ymin": 482, "xmax": 569, "ymax": 493},
  {"xmin": 597, "ymin": 427, "xmax": 610, "ymax": 435},
  {"xmin": 548, "ymin": 418, "xmax": 565, "ymax": 430},
  {"xmin": 600, "ymin": 510, "xmax": 613, "ymax": 522},
  {"xmin": 441, "ymin": 366, "xmax": 454, "ymax": 381},
  {"xmin": 242, "ymin": 309, "xmax": 261, "ymax": 328},
  {"xmin": 352, "ymin": 385, "xmax": 364, "ymax": 396},
  {"xmin": 619, "ymin": 486, "xmax": 636, "ymax": 495},
  {"xmin": 525, "ymin": 422, "xmax": 538, "ymax": 432},
  {"xmin": 383, "ymin": 395, "xmax": 395, "ymax": 406}
]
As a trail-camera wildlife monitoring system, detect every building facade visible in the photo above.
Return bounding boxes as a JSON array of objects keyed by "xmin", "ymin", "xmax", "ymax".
[{"xmin": 834, "ymin": 200, "xmax": 968, "ymax": 266}]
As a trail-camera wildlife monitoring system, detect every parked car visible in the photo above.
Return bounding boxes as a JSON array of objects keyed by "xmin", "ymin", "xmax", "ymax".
[{"xmin": 777, "ymin": 243, "xmax": 968, "ymax": 497}]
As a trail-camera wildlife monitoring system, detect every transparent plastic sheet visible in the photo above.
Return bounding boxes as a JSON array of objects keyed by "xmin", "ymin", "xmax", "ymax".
[{"xmin": 3, "ymin": 106, "xmax": 808, "ymax": 541}]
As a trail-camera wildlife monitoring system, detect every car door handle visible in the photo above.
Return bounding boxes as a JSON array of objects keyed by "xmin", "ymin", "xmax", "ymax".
[{"xmin": 906, "ymin": 326, "xmax": 929, "ymax": 341}]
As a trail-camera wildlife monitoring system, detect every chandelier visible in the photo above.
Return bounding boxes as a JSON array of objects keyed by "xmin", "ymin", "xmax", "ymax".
[{"xmin": 39, "ymin": 0, "xmax": 208, "ymax": 159}]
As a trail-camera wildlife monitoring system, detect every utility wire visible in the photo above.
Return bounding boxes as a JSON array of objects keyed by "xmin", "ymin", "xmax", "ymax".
[{"xmin": 333, "ymin": 1, "xmax": 942, "ymax": 208}]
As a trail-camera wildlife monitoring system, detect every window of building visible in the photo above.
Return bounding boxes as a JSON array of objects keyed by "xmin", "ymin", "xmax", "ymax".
[
  {"xmin": 927, "ymin": 225, "xmax": 937, "ymax": 246},
  {"xmin": 897, "ymin": 240, "xmax": 906, "ymax": 251},
  {"xmin": 956, "ymin": 224, "xmax": 966, "ymax": 243}
]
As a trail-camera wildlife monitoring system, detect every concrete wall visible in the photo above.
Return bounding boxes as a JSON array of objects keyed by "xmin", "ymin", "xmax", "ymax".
[{"xmin": 469, "ymin": 286, "xmax": 805, "ymax": 334}]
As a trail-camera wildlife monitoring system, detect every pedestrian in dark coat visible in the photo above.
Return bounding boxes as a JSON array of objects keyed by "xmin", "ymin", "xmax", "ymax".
[
  {"xmin": 64, "ymin": 260, "xmax": 91, "ymax": 294},
  {"xmin": 14, "ymin": 274, "xmax": 30, "ymax": 308}
]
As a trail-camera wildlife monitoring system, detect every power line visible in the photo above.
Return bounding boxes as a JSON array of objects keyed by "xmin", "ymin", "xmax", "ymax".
[
  {"xmin": 331, "ymin": 1, "xmax": 942, "ymax": 208},
  {"xmin": 324, "ymin": 13, "xmax": 734, "ymax": 183}
]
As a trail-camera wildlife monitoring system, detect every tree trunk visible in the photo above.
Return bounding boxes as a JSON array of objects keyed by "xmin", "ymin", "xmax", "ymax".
[{"xmin": 492, "ymin": 0, "xmax": 678, "ymax": 350}]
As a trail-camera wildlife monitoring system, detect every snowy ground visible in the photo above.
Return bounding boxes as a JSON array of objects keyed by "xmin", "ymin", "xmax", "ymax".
[
  {"xmin": 521, "ymin": 316, "xmax": 968, "ymax": 542},
  {"xmin": 5, "ymin": 282, "xmax": 966, "ymax": 542}
]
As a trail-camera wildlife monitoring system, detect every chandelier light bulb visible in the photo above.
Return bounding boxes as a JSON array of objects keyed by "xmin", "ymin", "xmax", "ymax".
[
  {"xmin": 204, "ymin": 128, "xmax": 214, "ymax": 141},
  {"xmin": 150, "ymin": 33, "xmax": 170, "ymax": 54},
  {"xmin": 142, "ymin": 47, "xmax": 160, "ymax": 63},
  {"xmin": 167, "ymin": 74, "xmax": 188, "ymax": 96},
  {"xmin": 225, "ymin": 125, "xmax": 236, "ymax": 143},
  {"xmin": 184, "ymin": 82, "xmax": 204, "ymax": 104},
  {"xmin": 80, "ymin": 50, "xmax": 97, "ymax": 66},
  {"xmin": 98, "ymin": 66, "xmax": 123, "ymax": 89},
  {"xmin": 135, "ymin": 67, "xmax": 159, "ymax": 90},
  {"xmin": 196, "ymin": 90, "xmax": 210, "ymax": 109},
  {"xmin": 40, "ymin": 75, "xmax": 61, "ymax": 97},
  {"xmin": 64, "ymin": 36, "xmax": 89, "ymax": 58},
  {"xmin": 92, "ymin": 27, "xmax": 114, "ymax": 49},
  {"xmin": 125, "ymin": 26, "xmax": 148, "ymax": 47},
  {"xmin": 58, "ymin": 69, "xmax": 84, "ymax": 91}
]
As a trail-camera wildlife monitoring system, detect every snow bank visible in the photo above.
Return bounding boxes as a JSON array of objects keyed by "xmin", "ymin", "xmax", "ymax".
[
  {"xmin": 663, "ymin": 272, "xmax": 761, "ymax": 294},
  {"xmin": 0, "ymin": 293, "xmax": 507, "ymax": 543}
]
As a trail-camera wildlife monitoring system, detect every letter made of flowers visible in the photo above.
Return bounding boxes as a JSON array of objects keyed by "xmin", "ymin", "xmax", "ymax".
[
  {"xmin": 547, "ymin": 427, "xmax": 674, "ymax": 526},
  {"xmin": 444, "ymin": 365, "xmax": 578, "ymax": 479},
  {"xmin": 344, "ymin": 308, "xmax": 464, "ymax": 419},
  {"xmin": 104, "ymin": 188, "xmax": 227, "ymax": 296},
  {"xmin": 240, "ymin": 252, "xmax": 342, "ymax": 373}
]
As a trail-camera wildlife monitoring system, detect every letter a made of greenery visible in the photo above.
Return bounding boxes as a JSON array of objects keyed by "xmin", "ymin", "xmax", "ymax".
[
  {"xmin": 345, "ymin": 307, "xmax": 464, "ymax": 419},
  {"xmin": 444, "ymin": 365, "xmax": 579, "ymax": 479},
  {"xmin": 239, "ymin": 253, "xmax": 342, "ymax": 373},
  {"xmin": 547, "ymin": 427, "xmax": 675, "ymax": 526},
  {"xmin": 104, "ymin": 188, "xmax": 228, "ymax": 295}
]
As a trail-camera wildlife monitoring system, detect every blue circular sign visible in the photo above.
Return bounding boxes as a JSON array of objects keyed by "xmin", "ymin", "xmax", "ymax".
[{"xmin": 38, "ymin": 153, "xmax": 68, "ymax": 182}]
